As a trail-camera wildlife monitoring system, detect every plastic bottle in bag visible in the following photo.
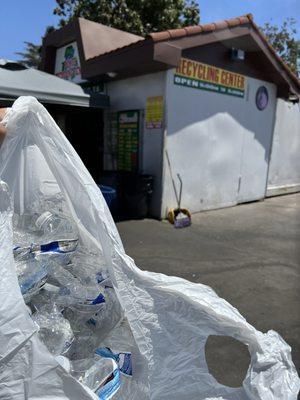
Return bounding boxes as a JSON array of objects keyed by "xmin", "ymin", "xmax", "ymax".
[
  {"xmin": 13, "ymin": 212, "xmax": 79, "ymax": 261},
  {"xmin": 13, "ymin": 215, "xmax": 37, "ymax": 261},
  {"xmin": 66, "ymin": 252, "xmax": 109, "ymax": 289},
  {"xmin": 32, "ymin": 305, "xmax": 74, "ymax": 355},
  {"xmin": 35, "ymin": 211, "xmax": 78, "ymax": 242},
  {"xmin": 46, "ymin": 262, "xmax": 104, "ymax": 307},
  {"xmin": 0, "ymin": 181, "xmax": 12, "ymax": 214},
  {"xmin": 59, "ymin": 284, "xmax": 122, "ymax": 361},
  {"xmin": 71, "ymin": 352, "xmax": 120, "ymax": 396},
  {"xmin": 16, "ymin": 258, "xmax": 48, "ymax": 301},
  {"xmin": 66, "ymin": 325, "xmax": 101, "ymax": 360},
  {"xmin": 13, "ymin": 212, "xmax": 77, "ymax": 238},
  {"xmin": 63, "ymin": 296, "xmax": 106, "ymax": 337},
  {"xmin": 86, "ymin": 287, "xmax": 123, "ymax": 343}
]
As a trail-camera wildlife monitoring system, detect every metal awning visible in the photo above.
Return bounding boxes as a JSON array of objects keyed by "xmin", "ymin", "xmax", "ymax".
[{"xmin": 0, "ymin": 60, "xmax": 109, "ymax": 108}]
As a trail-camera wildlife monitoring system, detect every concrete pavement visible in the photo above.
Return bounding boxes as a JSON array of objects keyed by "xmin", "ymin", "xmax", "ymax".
[{"xmin": 117, "ymin": 193, "xmax": 300, "ymax": 387}]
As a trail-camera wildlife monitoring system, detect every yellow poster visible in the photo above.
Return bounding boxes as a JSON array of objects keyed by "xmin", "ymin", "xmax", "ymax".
[{"xmin": 146, "ymin": 96, "xmax": 164, "ymax": 129}]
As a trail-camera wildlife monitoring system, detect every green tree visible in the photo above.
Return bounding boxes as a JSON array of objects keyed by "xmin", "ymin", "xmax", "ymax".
[
  {"xmin": 54, "ymin": 0, "xmax": 200, "ymax": 36},
  {"xmin": 15, "ymin": 42, "xmax": 42, "ymax": 68},
  {"xmin": 16, "ymin": 26, "xmax": 55, "ymax": 69},
  {"xmin": 297, "ymin": 41, "xmax": 300, "ymax": 74},
  {"xmin": 260, "ymin": 18, "xmax": 299, "ymax": 76}
]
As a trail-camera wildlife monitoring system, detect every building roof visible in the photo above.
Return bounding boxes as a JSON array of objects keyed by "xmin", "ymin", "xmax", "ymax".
[
  {"xmin": 83, "ymin": 15, "xmax": 253, "ymax": 61},
  {"xmin": 0, "ymin": 60, "xmax": 106, "ymax": 107},
  {"xmin": 42, "ymin": 18, "xmax": 143, "ymax": 60},
  {"xmin": 42, "ymin": 15, "xmax": 300, "ymax": 98},
  {"xmin": 148, "ymin": 15, "xmax": 252, "ymax": 42},
  {"xmin": 79, "ymin": 18, "xmax": 143, "ymax": 59},
  {"xmin": 147, "ymin": 14, "xmax": 300, "ymax": 92}
]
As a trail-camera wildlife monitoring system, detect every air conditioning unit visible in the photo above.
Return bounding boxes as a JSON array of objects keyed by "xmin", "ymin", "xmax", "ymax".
[{"xmin": 230, "ymin": 48, "xmax": 245, "ymax": 61}]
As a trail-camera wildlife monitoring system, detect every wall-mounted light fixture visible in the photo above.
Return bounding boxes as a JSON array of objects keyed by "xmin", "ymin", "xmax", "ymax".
[{"xmin": 107, "ymin": 72, "xmax": 118, "ymax": 78}]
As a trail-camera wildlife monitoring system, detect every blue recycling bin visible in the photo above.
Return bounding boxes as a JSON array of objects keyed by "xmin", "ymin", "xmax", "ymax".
[{"xmin": 98, "ymin": 185, "xmax": 117, "ymax": 213}]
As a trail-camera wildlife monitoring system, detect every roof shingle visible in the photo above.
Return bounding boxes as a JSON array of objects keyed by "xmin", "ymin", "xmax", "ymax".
[{"xmin": 148, "ymin": 14, "xmax": 253, "ymax": 42}]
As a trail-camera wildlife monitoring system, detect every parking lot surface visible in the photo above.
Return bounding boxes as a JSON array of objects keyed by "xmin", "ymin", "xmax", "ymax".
[{"xmin": 117, "ymin": 194, "xmax": 300, "ymax": 386}]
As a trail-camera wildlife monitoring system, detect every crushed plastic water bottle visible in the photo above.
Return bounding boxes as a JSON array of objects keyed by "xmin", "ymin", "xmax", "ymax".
[
  {"xmin": 96, "ymin": 319, "xmax": 136, "ymax": 399},
  {"xmin": 66, "ymin": 324, "xmax": 101, "ymax": 360},
  {"xmin": 63, "ymin": 293, "xmax": 106, "ymax": 337},
  {"xmin": 66, "ymin": 250, "xmax": 109, "ymax": 288},
  {"xmin": 13, "ymin": 211, "xmax": 79, "ymax": 262},
  {"xmin": 13, "ymin": 212, "xmax": 78, "ymax": 241},
  {"xmin": 32, "ymin": 305, "xmax": 74, "ymax": 355},
  {"xmin": 71, "ymin": 355, "xmax": 116, "ymax": 393},
  {"xmin": 62, "ymin": 287, "xmax": 121, "ymax": 360},
  {"xmin": 35, "ymin": 211, "xmax": 78, "ymax": 242},
  {"xmin": 99, "ymin": 318, "xmax": 135, "ymax": 362},
  {"xmin": 69, "ymin": 340, "xmax": 132, "ymax": 399},
  {"xmin": 0, "ymin": 180, "xmax": 13, "ymax": 215},
  {"xmin": 86, "ymin": 287, "xmax": 124, "ymax": 343},
  {"xmin": 8, "ymin": 190, "xmax": 129, "ymax": 395},
  {"xmin": 16, "ymin": 258, "xmax": 48, "ymax": 302},
  {"xmin": 48, "ymin": 262, "xmax": 101, "ymax": 303}
]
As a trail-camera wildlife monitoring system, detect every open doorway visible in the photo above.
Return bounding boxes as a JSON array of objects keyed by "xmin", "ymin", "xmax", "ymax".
[
  {"xmin": 65, "ymin": 109, "xmax": 103, "ymax": 182},
  {"xmin": 47, "ymin": 104, "xmax": 104, "ymax": 183}
]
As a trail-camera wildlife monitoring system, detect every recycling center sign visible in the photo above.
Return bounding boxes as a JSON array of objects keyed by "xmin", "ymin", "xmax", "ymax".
[{"xmin": 174, "ymin": 58, "xmax": 246, "ymax": 98}]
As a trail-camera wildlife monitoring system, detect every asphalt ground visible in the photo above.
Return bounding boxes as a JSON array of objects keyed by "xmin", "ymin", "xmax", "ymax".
[{"xmin": 117, "ymin": 193, "xmax": 300, "ymax": 387}]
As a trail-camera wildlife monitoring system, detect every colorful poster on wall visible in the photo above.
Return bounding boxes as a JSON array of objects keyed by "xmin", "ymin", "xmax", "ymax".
[
  {"xmin": 55, "ymin": 41, "xmax": 84, "ymax": 83},
  {"xmin": 117, "ymin": 110, "xmax": 139, "ymax": 171},
  {"xmin": 146, "ymin": 96, "xmax": 164, "ymax": 129},
  {"xmin": 174, "ymin": 58, "xmax": 246, "ymax": 98}
]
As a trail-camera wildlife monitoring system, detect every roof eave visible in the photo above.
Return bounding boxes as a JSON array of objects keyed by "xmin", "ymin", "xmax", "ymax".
[
  {"xmin": 249, "ymin": 23, "xmax": 300, "ymax": 97},
  {"xmin": 81, "ymin": 40, "xmax": 181, "ymax": 80}
]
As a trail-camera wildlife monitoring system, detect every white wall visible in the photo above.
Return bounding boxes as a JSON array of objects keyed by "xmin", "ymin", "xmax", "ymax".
[
  {"xmin": 267, "ymin": 99, "xmax": 300, "ymax": 195},
  {"xmin": 107, "ymin": 72, "xmax": 166, "ymax": 217},
  {"xmin": 162, "ymin": 70, "xmax": 277, "ymax": 216}
]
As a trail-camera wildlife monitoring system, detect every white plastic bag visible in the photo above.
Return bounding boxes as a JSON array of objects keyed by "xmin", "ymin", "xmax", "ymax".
[{"xmin": 0, "ymin": 96, "xmax": 299, "ymax": 399}]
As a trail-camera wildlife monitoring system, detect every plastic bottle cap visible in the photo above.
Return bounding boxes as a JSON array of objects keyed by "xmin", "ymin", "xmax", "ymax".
[{"xmin": 35, "ymin": 211, "xmax": 53, "ymax": 230}]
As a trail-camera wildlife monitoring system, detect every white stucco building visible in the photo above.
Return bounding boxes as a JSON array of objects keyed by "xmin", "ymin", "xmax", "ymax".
[{"xmin": 42, "ymin": 14, "xmax": 300, "ymax": 218}]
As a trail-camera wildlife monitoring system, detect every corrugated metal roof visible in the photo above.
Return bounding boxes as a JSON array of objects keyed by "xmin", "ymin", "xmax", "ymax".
[{"xmin": 0, "ymin": 61, "xmax": 91, "ymax": 107}]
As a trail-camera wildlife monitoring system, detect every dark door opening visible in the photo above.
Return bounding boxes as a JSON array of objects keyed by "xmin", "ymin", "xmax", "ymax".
[
  {"xmin": 65, "ymin": 109, "xmax": 103, "ymax": 182},
  {"xmin": 46, "ymin": 104, "xmax": 104, "ymax": 183}
]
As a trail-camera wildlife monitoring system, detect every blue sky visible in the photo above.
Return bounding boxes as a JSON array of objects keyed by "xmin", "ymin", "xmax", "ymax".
[{"xmin": 1, "ymin": 0, "xmax": 299, "ymax": 61}]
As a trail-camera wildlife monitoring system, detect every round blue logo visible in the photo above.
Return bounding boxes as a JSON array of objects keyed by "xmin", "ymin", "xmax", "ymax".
[{"xmin": 256, "ymin": 86, "xmax": 268, "ymax": 111}]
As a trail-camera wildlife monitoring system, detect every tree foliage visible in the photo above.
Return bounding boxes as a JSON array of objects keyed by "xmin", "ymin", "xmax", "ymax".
[
  {"xmin": 54, "ymin": 0, "xmax": 200, "ymax": 35},
  {"xmin": 15, "ymin": 42, "xmax": 42, "ymax": 68},
  {"xmin": 260, "ymin": 18, "xmax": 299, "ymax": 75},
  {"xmin": 16, "ymin": 1, "xmax": 199, "ymax": 68},
  {"xmin": 16, "ymin": 27, "xmax": 55, "ymax": 69}
]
